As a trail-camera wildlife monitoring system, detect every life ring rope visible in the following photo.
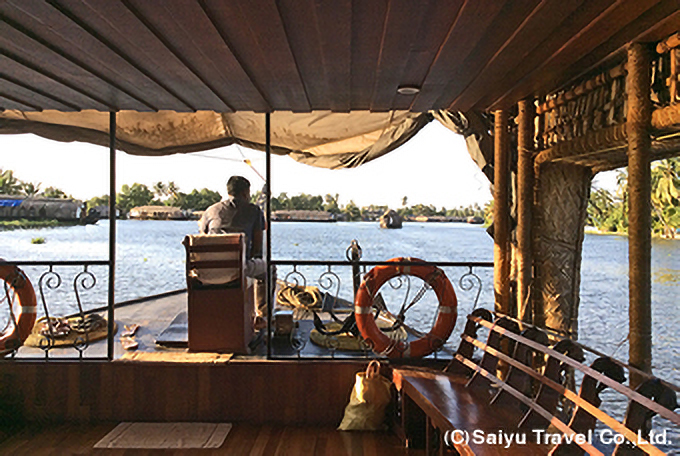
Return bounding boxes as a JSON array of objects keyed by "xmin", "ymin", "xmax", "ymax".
[{"xmin": 354, "ymin": 257, "xmax": 458, "ymax": 358}]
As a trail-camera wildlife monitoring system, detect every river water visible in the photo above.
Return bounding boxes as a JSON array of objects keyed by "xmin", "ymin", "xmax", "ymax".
[{"xmin": 1, "ymin": 220, "xmax": 678, "ymax": 451}]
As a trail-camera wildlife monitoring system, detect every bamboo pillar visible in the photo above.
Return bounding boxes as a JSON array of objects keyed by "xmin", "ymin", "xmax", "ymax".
[
  {"xmin": 517, "ymin": 100, "xmax": 534, "ymax": 323},
  {"xmin": 626, "ymin": 43, "xmax": 652, "ymax": 386},
  {"xmin": 494, "ymin": 109, "xmax": 511, "ymax": 316}
]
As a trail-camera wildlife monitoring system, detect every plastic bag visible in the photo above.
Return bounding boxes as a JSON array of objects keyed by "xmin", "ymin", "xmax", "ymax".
[{"xmin": 338, "ymin": 360, "xmax": 393, "ymax": 431}]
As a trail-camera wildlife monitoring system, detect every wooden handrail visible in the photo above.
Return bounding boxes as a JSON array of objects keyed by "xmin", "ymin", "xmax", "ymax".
[
  {"xmin": 493, "ymin": 313, "xmax": 680, "ymax": 394},
  {"xmin": 470, "ymin": 316, "xmax": 680, "ymax": 426},
  {"xmin": 455, "ymin": 354, "xmax": 607, "ymax": 456},
  {"xmin": 461, "ymin": 335, "xmax": 662, "ymax": 455}
]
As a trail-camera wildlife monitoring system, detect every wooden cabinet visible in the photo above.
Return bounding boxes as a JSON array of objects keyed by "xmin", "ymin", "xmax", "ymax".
[{"xmin": 183, "ymin": 234, "xmax": 254, "ymax": 353}]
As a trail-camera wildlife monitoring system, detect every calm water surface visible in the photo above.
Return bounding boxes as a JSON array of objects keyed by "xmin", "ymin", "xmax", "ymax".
[{"xmin": 1, "ymin": 221, "xmax": 678, "ymax": 452}]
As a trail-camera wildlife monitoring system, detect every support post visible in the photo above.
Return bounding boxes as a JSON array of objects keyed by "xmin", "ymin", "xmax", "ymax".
[
  {"xmin": 626, "ymin": 43, "xmax": 653, "ymax": 386},
  {"xmin": 517, "ymin": 100, "xmax": 534, "ymax": 323},
  {"xmin": 107, "ymin": 112, "xmax": 116, "ymax": 361},
  {"xmin": 265, "ymin": 112, "xmax": 272, "ymax": 358},
  {"xmin": 494, "ymin": 109, "xmax": 511, "ymax": 317}
]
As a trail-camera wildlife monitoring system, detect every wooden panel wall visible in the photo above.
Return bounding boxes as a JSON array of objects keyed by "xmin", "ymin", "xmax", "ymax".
[{"xmin": 0, "ymin": 360, "xmax": 366, "ymax": 426}]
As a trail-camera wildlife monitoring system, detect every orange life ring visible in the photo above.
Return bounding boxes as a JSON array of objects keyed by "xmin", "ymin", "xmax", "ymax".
[
  {"xmin": 354, "ymin": 257, "xmax": 457, "ymax": 358},
  {"xmin": 0, "ymin": 264, "xmax": 37, "ymax": 351}
]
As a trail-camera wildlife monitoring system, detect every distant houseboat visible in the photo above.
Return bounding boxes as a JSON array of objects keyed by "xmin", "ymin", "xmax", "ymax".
[
  {"xmin": 272, "ymin": 210, "xmax": 336, "ymax": 222},
  {"xmin": 128, "ymin": 205, "xmax": 186, "ymax": 220},
  {"xmin": 0, "ymin": 195, "xmax": 82, "ymax": 221},
  {"xmin": 411, "ymin": 215, "xmax": 458, "ymax": 222}
]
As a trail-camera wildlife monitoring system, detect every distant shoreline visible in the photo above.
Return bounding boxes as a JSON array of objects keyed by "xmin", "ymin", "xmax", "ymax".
[
  {"xmin": 3, "ymin": 220, "xmax": 677, "ymax": 241},
  {"xmin": 0, "ymin": 219, "xmax": 80, "ymax": 231}
]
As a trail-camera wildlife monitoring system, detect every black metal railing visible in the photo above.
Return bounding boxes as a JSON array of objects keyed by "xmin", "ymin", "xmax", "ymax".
[
  {"xmin": 1, "ymin": 253, "xmax": 493, "ymax": 362},
  {"xmin": 267, "ymin": 246, "xmax": 494, "ymax": 360},
  {"xmin": 1, "ymin": 260, "xmax": 110, "ymax": 360}
]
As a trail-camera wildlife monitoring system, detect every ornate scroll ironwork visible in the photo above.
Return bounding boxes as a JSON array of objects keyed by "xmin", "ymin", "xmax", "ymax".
[
  {"xmin": 459, "ymin": 266, "xmax": 483, "ymax": 311},
  {"xmin": 0, "ymin": 261, "xmax": 108, "ymax": 360},
  {"xmin": 270, "ymin": 258, "xmax": 493, "ymax": 359}
]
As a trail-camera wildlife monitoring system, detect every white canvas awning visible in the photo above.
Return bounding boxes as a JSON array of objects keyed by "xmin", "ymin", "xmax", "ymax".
[{"xmin": 0, "ymin": 110, "xmax": 432, "ymax": 169}]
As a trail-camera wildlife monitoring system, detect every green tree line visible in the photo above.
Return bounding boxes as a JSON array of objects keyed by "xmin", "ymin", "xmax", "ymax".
[
  {"xmin": 588, "ymin": 158, "xmax": 679, "ymax": 238},
  {"xmin": 0, "ymin": 172, "xmax": 222, "ymax": 215},
  {"xmin": 255, "ymin": 191, "xmax": 485, "ymax": 221},
  {"xmin": 0, "ymin": 168, "xmax": 70, "ymax": 199},
  {"xmin": 2, "ymin": 170, "xmax": 486, "ymax": 221},
  {"xmin": 91, "ymin": 181, "xmax": 222, "ymax": 215}
]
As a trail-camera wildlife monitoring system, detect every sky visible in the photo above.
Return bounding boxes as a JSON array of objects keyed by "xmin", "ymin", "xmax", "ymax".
[{"xmin": 0, "ymin": 120, "xmax": 619, "ymax": 209}]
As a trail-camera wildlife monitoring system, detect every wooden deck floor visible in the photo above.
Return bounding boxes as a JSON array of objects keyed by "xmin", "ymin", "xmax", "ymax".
[
  {"xmin": 0, "ymin": 422, "xmax": 422, "ymax": 456},
  {"xmin": 13, "ymin": 289, "xmax": 418, "ymax": 360},
  {"xmin": 14, "ymin": 291, "xmax": 190, "ymax": 360}
]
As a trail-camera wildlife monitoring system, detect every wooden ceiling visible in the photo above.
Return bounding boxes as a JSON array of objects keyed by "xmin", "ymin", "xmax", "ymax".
[{"xmin": 0, "ymin": 0, "xmax": 679, "ymax": 114}]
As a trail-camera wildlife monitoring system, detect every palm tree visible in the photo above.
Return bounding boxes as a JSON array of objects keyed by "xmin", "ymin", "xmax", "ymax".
[
  {"xmin": 615, "ymin": 169, "xmax": 628, "ymax": 203},
  {"xmin": 40, "ymin": 186, "xmax": 68, "ymax": 199},
  {"xmin": 153, "ymin": 181, "xmax": 168, "ymax": 200},
  {"xmin": 21, "ymin": 182, "xmax": 41, "ymax": 197},
  {"xmin": 652, "ymin": 159, "xmax": 679, "ymax": 205},
  {"xmin": 650, "ymin": 158, "xmax": 679, "ymax": 238},
  {"xmin": 0, "ymin": 169, "xmax": 22, "ymax": 195},
  {"xmin": 166, "ymin": 181, "xmax": 180, "ymax": 200},
  {"xmin": 587, "ymin": 188, "xmax": 615, "ymax": 229}
]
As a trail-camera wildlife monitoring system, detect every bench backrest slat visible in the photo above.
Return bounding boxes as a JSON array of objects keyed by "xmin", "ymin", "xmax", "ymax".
[
  {"xmin": 490, "ymin": 327, "xmax": 549, "ymax": 409},
  {"xmin": 459, "ymin": 333, "xmax": 664, "ymax": 455},
  {"xmin": 471, "ymin": 316, "xmax": 680, "ymax": 427},
  {"xmin": 455, "ymin": 353, "xmax": 607, "ymax": 456}
]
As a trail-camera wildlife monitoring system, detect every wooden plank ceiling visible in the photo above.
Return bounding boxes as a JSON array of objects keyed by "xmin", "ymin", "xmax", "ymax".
[{"xmin": 0, "ymin": 0, "xmax": 679, "ymax": 113}]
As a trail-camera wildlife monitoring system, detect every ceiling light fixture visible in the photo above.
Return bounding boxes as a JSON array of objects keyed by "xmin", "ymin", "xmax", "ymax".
[{"xmin": 396, "ymin": 85, "xmax": 420, "ymax": 95}]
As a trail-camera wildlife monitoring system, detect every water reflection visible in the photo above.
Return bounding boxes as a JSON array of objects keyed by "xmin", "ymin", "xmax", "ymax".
[{"xmin": 654, "ymin": 268, "xmax": 680, "ymax": 285}]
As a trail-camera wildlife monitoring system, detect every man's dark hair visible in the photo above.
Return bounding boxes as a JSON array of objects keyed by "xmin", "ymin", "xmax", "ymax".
[{"xmin": 227, "ymin": 175, "xmax": 250, "ymax": 196}]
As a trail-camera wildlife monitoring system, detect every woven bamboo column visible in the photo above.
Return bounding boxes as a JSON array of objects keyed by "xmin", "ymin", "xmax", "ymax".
[
  {"xmin": 627, "ymin": 43, "xmax": 652, "ymax": 386},
  {"xmin": 533, "ymin": 163, "xmax": 591, "ymax": 338},
  {"xmin": 494, "ymin": 109, "xmax": 511, "ymax": 316},
  {"xmin": 517, "ymin": 100, "xmax": 534, "ymax": 322}
]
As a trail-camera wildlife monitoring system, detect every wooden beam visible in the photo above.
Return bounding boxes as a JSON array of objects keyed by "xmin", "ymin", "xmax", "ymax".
[
  {"xmin": 516, "ymin": 100, "xmax": 534, "ymax": 322},
  {"xmin": 626, "ymin": 42, "xmax": 652, "ymax": 388},
  {"xmin": 494, "ymin": 109, "xmax": 511, "ymax": 316}
]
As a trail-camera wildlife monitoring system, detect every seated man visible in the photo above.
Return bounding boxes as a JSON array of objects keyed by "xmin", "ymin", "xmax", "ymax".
[{"xmin": 199, "ymin": 175, "xmax": 268, "ymax": 328}]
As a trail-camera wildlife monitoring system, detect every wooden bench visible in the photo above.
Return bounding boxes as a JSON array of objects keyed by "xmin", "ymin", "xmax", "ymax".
[
  {"xmin": 182, "ymin": 233, "xmax": 254, "ymax": 354},
  {"xmin": 392, "ymin": 310, "xmax": 680, "ymax": 455}
]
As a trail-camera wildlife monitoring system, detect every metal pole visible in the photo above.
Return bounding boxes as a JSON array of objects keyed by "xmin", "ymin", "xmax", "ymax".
[
  {"xmin": 350, "ymin": 240, "xmax": 361, "ymax": 301},
  {"xmin": 626, "ymin": 43, "xmax": 652, "ymax": 387},
  {"xmin": 107, "ymin": 112, "xmax": 116, "ymax": 360},
  {"xmin": 517, "ymin": 100, "xmax": 534, "ymax": 323},
  {"xmin": 494, "ymin": 109, "xmax": 511, "ymax": 317},
  {"xmin": 265, "ymin": 112, "xmax": 272, "ymax": 358}
]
